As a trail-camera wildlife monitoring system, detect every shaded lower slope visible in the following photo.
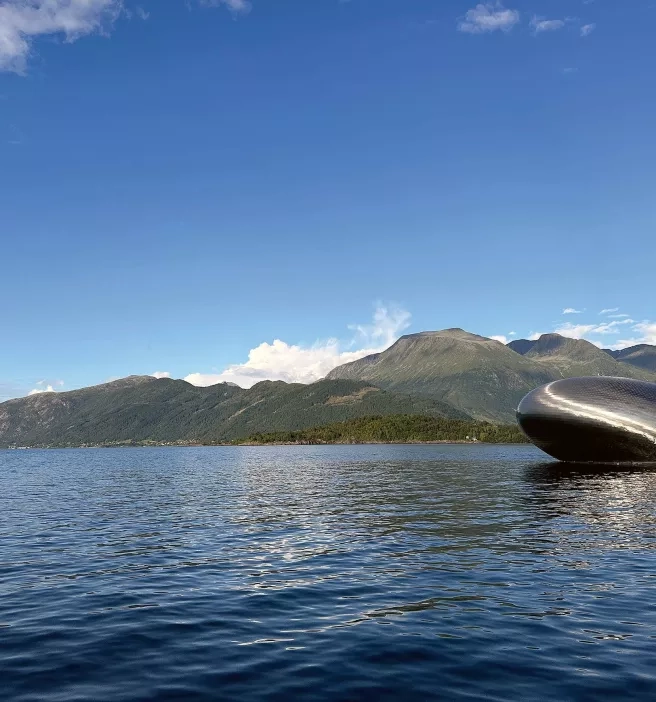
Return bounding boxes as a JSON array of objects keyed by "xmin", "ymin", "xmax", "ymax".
[{"xmin": 233, "ymin": 414, "xmax": 528, "ymax": 445}]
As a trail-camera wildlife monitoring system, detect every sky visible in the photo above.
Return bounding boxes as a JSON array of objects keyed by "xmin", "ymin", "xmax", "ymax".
[{"xmin": 1, "ymin": 0, "xmax": 654, "ymax": 399}]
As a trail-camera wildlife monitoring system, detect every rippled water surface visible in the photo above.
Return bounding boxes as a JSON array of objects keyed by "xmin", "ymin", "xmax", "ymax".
[{"xmin": 2, "ymin": 445, "xmax": 656, "ymax": 701}]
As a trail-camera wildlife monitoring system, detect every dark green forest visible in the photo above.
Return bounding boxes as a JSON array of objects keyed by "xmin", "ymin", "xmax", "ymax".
[{"xmin": 232, "ymin": 414, "xmax": 528, "ymax": 445}]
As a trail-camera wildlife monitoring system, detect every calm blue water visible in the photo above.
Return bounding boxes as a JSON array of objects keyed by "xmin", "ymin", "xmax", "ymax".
[{"xmin": 1, "ymin": 444, "xmax": 656, "ymax": 701}]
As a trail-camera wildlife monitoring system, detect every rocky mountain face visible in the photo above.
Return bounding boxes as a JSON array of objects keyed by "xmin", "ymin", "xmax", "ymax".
[
  {"xmin": 0, "ymin": 376, "xmax": 466, "ymax": 447},
  {"xmin": 328, "ymin": 330, "xmax": 656, "ymax": 422}
]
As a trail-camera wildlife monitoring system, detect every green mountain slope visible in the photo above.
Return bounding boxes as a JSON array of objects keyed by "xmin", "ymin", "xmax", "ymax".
[
  {"xmin": 327, "ymin": 329, "xmax": 656, "ymax": 422},
  {"xmin": 512, "ymin": 336, "xmax": 656, "ymax": 376},
  {"xmin": 521, "ymin": 334, "xmax": 656, "ymax": 381},
  {"xmin": 608, "ymin": 344, "xmax": 656, "ymax": 373},
  {"xmin": 327, "ymin": 329, "xmax": 556, "ymax": 422},
  {"xmin": 0, "ymin": 376, "xmax": 466, "ymax": 448}
]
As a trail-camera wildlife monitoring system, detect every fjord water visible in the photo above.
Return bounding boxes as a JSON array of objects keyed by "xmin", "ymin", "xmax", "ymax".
[{"xmin": 2, "ymin": 446, "xmax": 656, "ymax": 701}]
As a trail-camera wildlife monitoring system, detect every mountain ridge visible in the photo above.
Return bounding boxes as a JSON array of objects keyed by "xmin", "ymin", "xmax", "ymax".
[
  {"xmin": 603, "ymin": 344, "xmax": 656, "ymax": 372},
  {"xmin": 0, "ymin": 377, "xmax": 466, "ymax": 448},
  {"xmin": 327, "ymin": 329, "xmax": 556, "ymax": 422},
  {"xmin": 3, "ymin": 329, "xmax": 655, "ymax": 445},
  {"xmin": 327, "ymin": 330, "xmax": 656, "ymax": 422}
]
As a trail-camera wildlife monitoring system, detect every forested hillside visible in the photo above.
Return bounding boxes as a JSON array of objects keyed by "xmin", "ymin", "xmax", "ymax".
[
  {"xmin": 0, "ymin": 376, "xmax": 466, "ymax": 447},
  {"xmin": 234, "ymin": 415, "xmax": 528, "ymax": 445}
]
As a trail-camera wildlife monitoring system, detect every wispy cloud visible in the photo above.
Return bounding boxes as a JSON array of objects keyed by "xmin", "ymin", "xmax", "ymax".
[
  {"xmin": 151, "ymin": 371, "xmax": 171, "ymax": 379},
  {"xmin": 580, "ymin": 23, "xmax": 596, "ymax": 37},
  {"xmin": 555, "ymin": 319, "xmax": 634, "ymax": 338},
  {"xmin": 617, "ymin": 322, "xmax": 656, "ymax": 348},
  {"xmin": 0, "ymin": 0, "xmax": 123, "ymax": 73},
  {"xmin": 0, "ymin": 0, "xmax": 248, "ymax": 73},
  {"xmin": 199, "ymin": 0, "xmax": 250, "ymax": 13},
  {"xmin": 563, "ymin": 307, "xmax": 584, "ymax": 314},
  {"xmin": 7, "ymin": 124, "xmax": 24, "ymax": 145},
  {"xmin": 184, "ymin": 304, "xmax": 411, "ymax": 389},
  {"xmin": 458, "ymin": 2, "xmax": 520, "ymax": 34},
  {"xmin": 527, "ymin": 309, "xmax": 654, "ymax": 350},
  {"xmin": 530, "ymin": 16, "xmax": 566, "ymax": 34}
]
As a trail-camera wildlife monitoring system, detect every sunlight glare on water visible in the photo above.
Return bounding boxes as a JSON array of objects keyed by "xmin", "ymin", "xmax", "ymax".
[{"xmin": 1, "ymin": 444, "xmax": 656, "ymax": 701}]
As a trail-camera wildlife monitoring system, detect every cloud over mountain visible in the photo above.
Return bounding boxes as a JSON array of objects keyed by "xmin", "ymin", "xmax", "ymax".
[{"xmin": 184, "ymin": 305, "xmax": 411, "ymax": 388}]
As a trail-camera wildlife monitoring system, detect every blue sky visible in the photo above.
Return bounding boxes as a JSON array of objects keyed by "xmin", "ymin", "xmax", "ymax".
[{"xmin": 1, "ymin": 0, "xmax": 655, "ymax": 398}]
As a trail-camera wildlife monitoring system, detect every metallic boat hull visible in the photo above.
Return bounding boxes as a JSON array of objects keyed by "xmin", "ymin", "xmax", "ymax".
[{"xmin": 516, "ymin": 377, "xmax": 656, "ymax": 463}]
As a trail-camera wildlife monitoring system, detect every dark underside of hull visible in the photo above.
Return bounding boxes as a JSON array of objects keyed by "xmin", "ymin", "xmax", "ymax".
[
  {"xmin": 518, "ymin": 415, "xmax": 656, "ymax": 464},
  {"xmin": 517, "ymin": 377, "xmax": 656, "ymax": 464}
]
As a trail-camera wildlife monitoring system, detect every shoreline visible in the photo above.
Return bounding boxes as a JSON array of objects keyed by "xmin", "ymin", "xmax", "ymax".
[{"xmin": 2, "ymin": 439, "xmax": 527, "ymax": 450}]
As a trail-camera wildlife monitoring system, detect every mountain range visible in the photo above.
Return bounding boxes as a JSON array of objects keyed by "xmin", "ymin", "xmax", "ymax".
[
  {"xmin": 327, "ymin": 329, "xmax": 656, "ymax": 422},
  {"xmin": 2, "ymin": 329, "xmax": 655, "ymax": 446},
  {"xmin": 0, "ymin": 376, "xmax": 464, "ymax": 448},
  {"xmin": 603, "ymin": 344, "xmax": 656, "ymax": 373}
]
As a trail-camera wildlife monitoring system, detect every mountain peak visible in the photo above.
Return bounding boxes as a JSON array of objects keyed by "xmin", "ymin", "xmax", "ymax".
[
  {"xmin": 526, "ymin": 334, "xmax": 600, "ymax": 360},
  {"xmin": 398, "ymin": 328, "xmax": 493, "ymax": 343},
  {"xmin": 94, "ymin": 375, "xmax": 159, "ymax": 390},
  {"xmin": 509, "ymin": 334, "xmax": 602, "ymax": 360},
  {"xmin": 614, "ymin": 344, "xmax": 656, "ymax": 372}
]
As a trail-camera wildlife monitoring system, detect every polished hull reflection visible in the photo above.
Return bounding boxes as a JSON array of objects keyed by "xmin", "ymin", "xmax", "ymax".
[{"xmin": 516, "ymin": 377, "xmax": 656, "ymax": 464}]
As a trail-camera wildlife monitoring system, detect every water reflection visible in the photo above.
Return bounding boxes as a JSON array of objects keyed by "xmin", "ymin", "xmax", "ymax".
[
  {"xmin": 523, "ymin": 461, "xmax": 656, "ymax": 552},
  {"xmin": 3, "ymin": 446, "xmax": 656, "ymax": 702},
  {"xmin": 526, "ymin": 461, "xmax": 656, "ymax": 483}
]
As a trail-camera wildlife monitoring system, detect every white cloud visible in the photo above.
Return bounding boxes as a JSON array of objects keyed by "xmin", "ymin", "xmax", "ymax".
[
  {"xmin": 28, "ymin": 384, "xmax": 56, "ymax": 395},
  {"xmin": 458, "ymin": 2, "xmax": 520, "ymax": 34},
  {"xmin": 184, "ymin": 304, "xmax": 411, "ymax": 389},
  {"xmin": 581, "ymin": 23, "xmax": 596, "ymax": 37},
  {"xmin": 152, "ymin": 371, "xmax": 171, "ymax": 379},
  {"xmin": 554, "ymin": 319, "xmax": 634, "ymax": 339},
  {"xmin": 26, "ymin": 378, "xmax": 64, "ymax": 396},
  {"xmin": 531, "ymin": 16, "xmax": 565, "ymax": 34},
  {"xmin": 0, "ymin": 0, "xmax": 123, "ymax": 73},
  {"xmin": 491, "ymin": 332, "xmax": 517, "ymax": 344},
  {"xmin": 553, "ymin": 323, "xmax": 597, "ymax": 338},
  {"xmin": 563, "ymin": 307, "xmax": 583, "ymax": 314},
  {"xmin": 527, "ymin": 308, "xmax": 656, "ymax": 350},
  {"xmin": 616, "ymin": 322, "xmax": 656, "ymax": 349},
  {"xmin": 199, "ymin": 0, "xmax": 250, "ymax": 12},
  {"xmin": 0, "ymin": 0, "xmax": 248, "ymax": 73}
]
